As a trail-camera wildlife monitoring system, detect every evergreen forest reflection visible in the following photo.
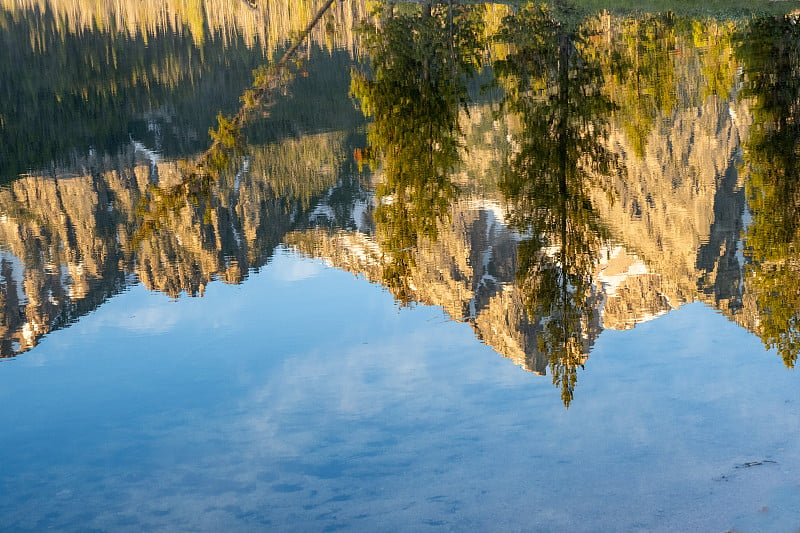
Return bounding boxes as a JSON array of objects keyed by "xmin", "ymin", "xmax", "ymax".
[{"xmin": 3, "ymin": 0, "xmax": 800, "ymax": 406}]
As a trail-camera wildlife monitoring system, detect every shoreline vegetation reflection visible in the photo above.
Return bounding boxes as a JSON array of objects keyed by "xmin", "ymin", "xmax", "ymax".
[{"xmin": 2, "ymin": 0, "xmax": 800, "ymax": 405}]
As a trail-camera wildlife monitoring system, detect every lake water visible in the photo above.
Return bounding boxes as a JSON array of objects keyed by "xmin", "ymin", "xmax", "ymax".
[{"xmin": 2, "ymin": 1, "xmax": 800, "ymax": 531}]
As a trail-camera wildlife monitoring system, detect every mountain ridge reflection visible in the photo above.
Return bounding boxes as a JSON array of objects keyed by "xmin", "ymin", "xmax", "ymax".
[{"xmin": 3, "ymin": 1, "xmax": 800, "ymax": 406}]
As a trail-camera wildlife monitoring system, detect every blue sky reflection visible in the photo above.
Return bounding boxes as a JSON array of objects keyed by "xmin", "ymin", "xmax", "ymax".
[{"xmin": 2, "ymin": 249, "xmax": 799, "ymax": 532}]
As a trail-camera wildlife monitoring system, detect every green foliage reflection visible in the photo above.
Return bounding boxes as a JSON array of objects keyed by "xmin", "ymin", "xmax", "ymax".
[
  {"xmin": 350, "ymin": 3, "xmax": 484, "ymax": 303},
  {"xmin": 495, "ymin": 2, "xmax": 619, "ymax": 406},
  {"xmin": 737, "ymin": 13, "xmax": 800, "ymax": 367}
]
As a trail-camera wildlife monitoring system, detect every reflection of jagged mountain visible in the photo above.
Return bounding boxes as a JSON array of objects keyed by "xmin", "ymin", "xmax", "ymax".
[
  {"xmin": 287, "ymin": 52, "xmax": 755, "ymax": 376},
  {"xmin": 0, "ymin": 6, "xmax": 776, "ymax": 379},
  {"xmin": 592, "ymin": 96, "xmax": 751, "ymax": 330},
  {"xmin": 287, "ymin": 199, "xmax": 545, "ymax": 373},
  {"xmin": 0, "ymin": 131, "xmax": 355, "ymax": 357},
  {"xmin": 285, "ymin": 102, "xmax": 602, "ymax": 374},
  {"xmin": 287, "ymin": 195, "xmax": 606, "ymax": 375}
]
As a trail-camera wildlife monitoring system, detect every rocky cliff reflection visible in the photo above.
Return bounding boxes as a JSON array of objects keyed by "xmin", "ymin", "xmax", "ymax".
[
  {"xmin": 0, "ymin": 130, "xmax": 361, "ymax": 355},
  {"xmin": 287, "ymin": 4, "xmax": 761, "ymax": 405},
  {"xmin": 4, "ymin": 1, "xmax": 800, "ymax": 406}
]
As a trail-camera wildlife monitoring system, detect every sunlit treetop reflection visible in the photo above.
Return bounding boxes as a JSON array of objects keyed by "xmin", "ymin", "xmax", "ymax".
[
  {"xmin": 0, "ymin": 0, "xmax": 369, "ymax": 180},
  {"xmin": 0, "ymin": 0, "xmax": 366, "ymax": 53}
]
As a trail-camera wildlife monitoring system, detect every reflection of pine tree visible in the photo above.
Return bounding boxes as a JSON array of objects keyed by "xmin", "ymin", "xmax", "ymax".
[
  {"xmin": 350, "ymin": 4, "xmax": 484, "ymax": 304},
  {"xmin": 494, "ymin": 3, "xmax": 619, "ymax": 407},
  {"xmin": 737, "ymin": 15, "xmax": 800, "ymax": 367}
]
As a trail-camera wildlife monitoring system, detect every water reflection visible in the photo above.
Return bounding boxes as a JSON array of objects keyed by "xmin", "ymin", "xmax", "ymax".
[
  {"xmin": 0, "ymin": 0, "xmax": 364, "ymax": 355},
  {"xmin": 737, "ymin": 13, "xmax": 800, "ymax": 367},
  {"xmin": 4, "ymin": 1, "xmax": 800, "ymax": 406},
  {"xmin": 493, "ymin": 4, "xmax": 619, "ymax": 406},
  {"xmin": 0, "ymin": 0, "xmax": 366, "ymax": 179},
  {"xmin": 349, "ymin": 3, "xmax": 485, "ymax": 302}
]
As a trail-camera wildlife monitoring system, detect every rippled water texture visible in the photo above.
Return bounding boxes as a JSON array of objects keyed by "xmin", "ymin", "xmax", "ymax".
[{"xmin": 2, "ymin": 1, "xmax": 800, "ymax": 531}]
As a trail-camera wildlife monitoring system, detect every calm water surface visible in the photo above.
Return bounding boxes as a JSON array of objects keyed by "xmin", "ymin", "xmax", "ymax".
[{"xmin": 2, "ymin": 1, "xmax": 800, "ymax": 531}]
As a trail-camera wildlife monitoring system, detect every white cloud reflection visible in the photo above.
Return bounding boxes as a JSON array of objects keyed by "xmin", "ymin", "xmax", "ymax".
[
  {"xmin": 4, "ymin": 262, "xmax": 800, "ymax": 532},
  {"xmin": 267, "ymin": 249, "xmax": 325, "ymax": 282}
]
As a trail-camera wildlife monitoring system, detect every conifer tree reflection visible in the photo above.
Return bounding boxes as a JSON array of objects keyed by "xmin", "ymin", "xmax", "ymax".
[
  {"xmin": 350, "ymin": 3, "xmax": 484, "ymax": 303},
  {"xmin": 494, "ymin": 3, "xmax": 618, "ymax": 406},
  {"xmin": 737, "ymin": 14, "xmax": 800, "ymax": 367}
]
